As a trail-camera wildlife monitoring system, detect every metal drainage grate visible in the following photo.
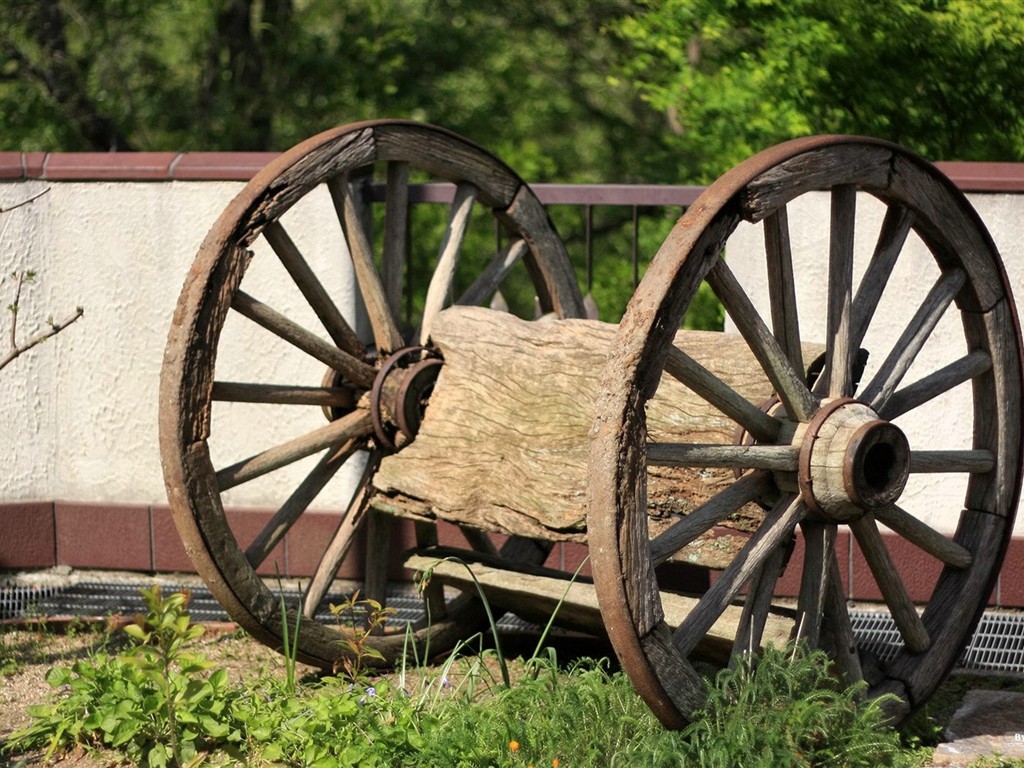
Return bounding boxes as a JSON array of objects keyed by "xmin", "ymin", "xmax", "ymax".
[
  {"xmin": 850, "ymin": 609, "xmax": 1024, "ymax": 675},
  {"xmin": 849, "ymin": 609, "xmax": 904, "ymax": 663},
  {"xmin": 961, "ymin": 612, "xmax": 1024, "ymax": 674},
  {"xmin": 5, "ymin": 582, "xmax": 1024, "ymax": 674},
  {"xmin": 0, "ymin": 584, "xmax": 63, "ymax": 620},
  {"xmin": 0, "ymin": 579, "xmax": 556, "ymax": 636}
]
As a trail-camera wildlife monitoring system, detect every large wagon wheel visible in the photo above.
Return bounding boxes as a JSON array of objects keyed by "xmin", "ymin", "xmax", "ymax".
[
  {"xmin": 161, "ymin": 120, "xmax": 585, "ymax": 668},
  {"xmin": 589, "ymin": 136, "xmax": 1022, "ymax": 727}
]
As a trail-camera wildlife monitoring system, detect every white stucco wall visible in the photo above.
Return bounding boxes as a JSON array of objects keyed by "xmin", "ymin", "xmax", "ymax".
[
  {"xmin": 1, "ymin": 179, "xmax": 1022, "ymax": 537},
  {"xmin": 0, "ymin": 179, "xmax": 366, "ymax": 511}
]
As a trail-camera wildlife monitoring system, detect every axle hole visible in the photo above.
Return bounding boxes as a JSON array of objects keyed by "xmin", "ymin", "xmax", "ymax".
[{"xmin": 863, "ymin": 442, "xmax": 897, "ymax": 491}]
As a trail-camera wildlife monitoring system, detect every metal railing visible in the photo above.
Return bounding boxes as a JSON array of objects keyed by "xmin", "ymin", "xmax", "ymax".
[{"xmin": 364, "ymin": 181, "xmax": 706, "ymax": 321}]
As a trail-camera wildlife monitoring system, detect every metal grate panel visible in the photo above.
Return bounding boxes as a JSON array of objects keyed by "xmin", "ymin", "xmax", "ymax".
[
  {"xmin": 5, "ymin": 582, "xmax": 1024, "ymax": 674},
  {"xmin": 0, "ymin": 580, "xmax": 533, "ymax": 631},
  {"xmin": 0, "ymin": 584, "xmax": 63, "ymax": 620},
  {"xmin": 961, "ymin": 612, "xmax": 1024, "ymax": 674},
  {"xmin": 850, "ymin": 608, "xmax": 1024, "ymax": 675},
  {"xmin": 849, "ymin": 609, "xmax": 904, "ymax": 663}
]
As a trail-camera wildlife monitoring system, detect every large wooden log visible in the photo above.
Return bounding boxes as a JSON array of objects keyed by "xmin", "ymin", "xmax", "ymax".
[{"xmin": 370, "ymin": 306, "xmax": 818, "ymax": 555}]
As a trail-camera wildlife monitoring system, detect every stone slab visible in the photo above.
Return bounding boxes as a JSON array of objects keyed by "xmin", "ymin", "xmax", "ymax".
[{"xmin": 932, "ymin": 690, "xmax": 1024, "ymax": 766}]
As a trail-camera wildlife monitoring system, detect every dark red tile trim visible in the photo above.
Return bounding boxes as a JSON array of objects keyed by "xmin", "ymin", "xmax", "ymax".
[
  {"xmin": 0, "ymin": 153, "xmax": 1020, "ymax": 191},
  {"xmin": 54, "ymin": 501, "xmax": 151, "ymax": 571},
  {"xmin": 0, "ymin": 153, "xmax": 24, "ymax": 179},
  {"xmin": 934, "ymin": 161, "xmax": 1024, "ymax": 192},
  {"xmin": 0, "ymin": 502, "xmax": 56, "ymax": 568},
  {"xmin": 999, "ymin": 537, "xmax": 1024, "ymax": 607},
  {"xmin": 170, "ymin": 152, "xmax": 274, "ymax": 180},
  {"xmin": 44, "ymin": 152, "xmax": 180, "ymax": 180},
  {"xmin": 3, "ymin": 500, "xmax": 1023, "ymax": 609}
]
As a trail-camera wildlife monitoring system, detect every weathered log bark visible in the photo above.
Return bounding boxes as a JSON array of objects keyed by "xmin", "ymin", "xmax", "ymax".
[{"xmin": 370, "ymin": 306, "xmax": 818, "ymax": 554}]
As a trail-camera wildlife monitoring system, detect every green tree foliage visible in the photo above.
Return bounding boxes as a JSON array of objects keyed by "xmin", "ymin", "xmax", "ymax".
[
  {"xmin": 0, "ymin": 0, "xmax": 672, "ymax": 183},
  {"xmin": 615, "ymin": 0, "xmax": 1024, "ymax": 181}
]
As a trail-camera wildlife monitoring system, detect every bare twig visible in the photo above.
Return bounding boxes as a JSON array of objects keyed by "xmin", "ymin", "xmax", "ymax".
[
  {"xmin": 0, "ymin": 187, "xmax": 50, "ymax": 215},
  {"xmin": 0, "ymin": 304, "xmax": 84, "ymax": 372},
  {"xmin": 9, "ymin": 270, "xmax": 26, "ymax": 349},
  {"xmin": 1, "ymin": 187, "xmax": 84, "ymax": 372}
]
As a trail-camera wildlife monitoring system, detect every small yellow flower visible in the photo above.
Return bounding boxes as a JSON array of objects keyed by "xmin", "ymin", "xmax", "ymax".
[
  {"xmin": 552, "ymin": 760, "xmax": 560, "ymax": 767},
  {"xmin": 509, "ymin": 740, "xmax": 520, "ymax": 753}
]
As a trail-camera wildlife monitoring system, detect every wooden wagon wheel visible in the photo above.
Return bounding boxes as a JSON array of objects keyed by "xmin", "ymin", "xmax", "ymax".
[
  {"xmin": 160, "ymin": 120, "xmax": 585, "ymax": 668},
  {"xmin": 588, "ymin": 136, "xmax": 1023, "ymax": 728}
]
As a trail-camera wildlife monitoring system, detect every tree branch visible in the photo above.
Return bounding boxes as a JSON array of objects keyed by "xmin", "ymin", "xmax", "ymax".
[
  {"xmin": 0, "ymin": 188, "xmax": 50, "ymax": 215},
  {"xmin": 0, "ymin": 305, "xmax": 84, "ymax": 372}
]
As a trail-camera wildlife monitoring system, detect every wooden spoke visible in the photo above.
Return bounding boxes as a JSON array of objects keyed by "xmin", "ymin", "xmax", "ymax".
[
  {"xmin": 650, "ymin": 471, "xmax": 774, "ymax": 567},
  {"xmin": 860, "ymin": 268, "xmax": 967, "ymax": 409},
  {"xmin": 673, "ymin": 495, "xmax": 805, "ymax": 658},
  {"xmin": 245, "ymin": 441, "xmax": 359, "ymax": 568},
  {"xmin": 459, "ymin": 527, "xmax": 501, "ymax": 556},
  {"xmin": 263, "ymin": 220, "xmax": 365, "ymax": 356},
  {"xmin": 212, "ymin": 381, "xmax": 355, "ymax": 408},
  {"xmin": 878, "ymin": 350, "xmax": 991, "ymax": 420},
  {"xmin": 363, "ymin": 509, "xmax": 393, "ymax": 608},
  {"xmin": 382, "ymin": 161, "xmax": 409, "ymax": 317},
  {"xmin": 849, "ymin": 515, "xmax": 930, "ymax": 653},
  {"xmin": 664, "ymin": 346, "xmax": 781, "ymax": 443},
  {"xmin": 456, "ymin": 239, "xmax": 529, "ymax": 307},
  {"xmin": 302, "ymin": 453, "xmax": 379, "ymax": 619},
  {"xmin": 822, "ymin": 555, "xmax": 863, "ymax": 686},
  {"xmin": 874, "ymin": 505, "xmax": 972, "ymax": 569},
  {"xmin": 647, "ymin": 443, "xmax": 799, "ymax": 471},
  {"xmin": 849, "ymin": 204, "xmax": 915, "ymax": 351},
  {"xmin": 795, "ymin": 521, "xmax": 836, "ymax": 647},
  {"xmin": 707, "ymin": 259, "xmax": 817, "ymax": 422},
  {"xmin": 216, "ymin": 410, "xmax": 372, "ymax": 491},
  {"xmin": 764, "ymin": 205, "xmax": 803, "ymax": 373},
  {"xmin": 909, "ymin": 449, "xmax": 994, "ymax": 474},
  {"xmin": 732, "ymin": 545, "xmax": 787, "ymax": 659},
  {"xmin": 818, "ymin": 186, "xmax": 856, "ymax": 398},
  {"xmin": 420, "ymin": 182, "xmax": 478, "ymax": 344},
  {"xmin": 329, "ymin": 176, "xmax": 405, "ymax": 354},
  {"xmin": 231, "ymin": 290, "xmax": 376, "ymax": 389}
]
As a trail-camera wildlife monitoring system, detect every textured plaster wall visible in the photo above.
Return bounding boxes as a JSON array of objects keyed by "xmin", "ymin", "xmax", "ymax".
[
  {"xmin": 0, "ymin": 180, "xmax": 364, "ymax": 511},
  {"xmin": 1, "ymin": 180, "xmax": 1022, "ymax": 537}
]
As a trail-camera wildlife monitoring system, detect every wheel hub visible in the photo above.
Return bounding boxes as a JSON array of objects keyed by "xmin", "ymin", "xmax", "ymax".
[
  {"xmin": 797, "ymin": 398, "xmax": 910, "ymax": 522},
  {"xmin": 369, "ymin": 346, "xmax": 443, "ymax": 451}
]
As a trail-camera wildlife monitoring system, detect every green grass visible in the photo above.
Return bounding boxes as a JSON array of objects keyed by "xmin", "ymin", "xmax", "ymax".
[{"xmin": 0, "ymin": 589, "xmax": 976, "ymax": 767}]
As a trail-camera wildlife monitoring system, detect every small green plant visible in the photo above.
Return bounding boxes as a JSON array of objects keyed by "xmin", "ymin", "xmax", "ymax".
[
  {"xmin": 683, "ymin": 644, "xmax": 915, "ymax": 768},
  {"xmin": 329, "ymin": 589, "xmax": 397, "ymax": 683},
  {"xmin": 0, "ymin": 634, "xmax": 18, "ymax": 677},
  {"xmin": 120, "ymin": 587, "xmax": 211, "ymax": 766},
  {"xmin": 4, "ymin": 587, "xmax": 239, "ymax": 767},
  {"xmin": 274, "ymin": 573, "xmax": 303, "ymax": 694}
]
